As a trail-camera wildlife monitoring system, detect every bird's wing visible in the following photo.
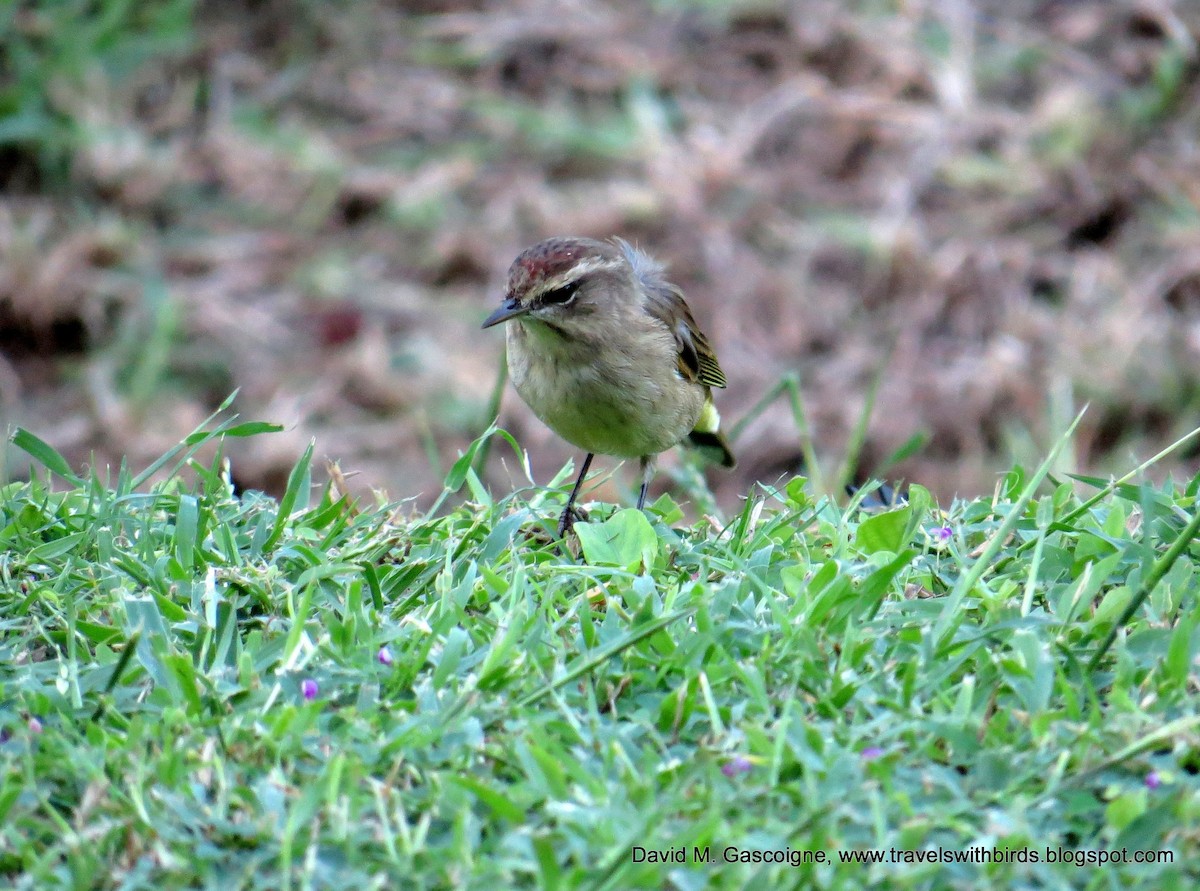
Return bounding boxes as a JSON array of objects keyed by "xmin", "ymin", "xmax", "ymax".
[
  {"xmin": 644, "ymin": 282, "xmax": 728, "ymax": 389},
  {"xmin": 615, "ymin": 237, "xmax": 728, "ymax": 389}
]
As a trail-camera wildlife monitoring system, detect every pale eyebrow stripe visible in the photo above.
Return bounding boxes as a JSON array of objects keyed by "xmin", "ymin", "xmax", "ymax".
[{"xmin": 528, "ymin": 257, "xmax": 624, "ymax": 299}]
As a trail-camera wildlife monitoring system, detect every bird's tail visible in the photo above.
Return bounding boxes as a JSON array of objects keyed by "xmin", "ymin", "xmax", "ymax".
[{"xmin": 687, "ymin": 399, "xmax": 736, "ymax": 468}]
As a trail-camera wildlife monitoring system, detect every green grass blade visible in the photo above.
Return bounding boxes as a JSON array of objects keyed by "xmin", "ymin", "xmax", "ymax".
[
  {"xmin": 263, "ymin": 440, "xmax": 314, "ymax": 552},
  {"xmin": 10, "ymin": 428, "xmax": 83, "ymax": 484},
  {"xmin": 1088, "ymin": 500, "xmax": 1200, "ymax": 670},
  {"xmin": 932, "ymin": 408, "xmax": 1084, "ymax": 650}
]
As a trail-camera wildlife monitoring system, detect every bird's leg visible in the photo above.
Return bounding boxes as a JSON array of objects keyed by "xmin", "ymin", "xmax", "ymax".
[
  {"xmin": 636, "ymin": 456, "xmax": 655, "ymax": 511},
  {"xmin": 558, "ymin": 452, "xmax": 595, "ymax": 537}
]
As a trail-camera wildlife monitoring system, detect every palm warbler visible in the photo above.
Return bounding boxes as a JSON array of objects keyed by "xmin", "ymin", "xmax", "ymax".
[{"xmin": 483, "ymin": 236, "xmax": 734, "ymax": 536}]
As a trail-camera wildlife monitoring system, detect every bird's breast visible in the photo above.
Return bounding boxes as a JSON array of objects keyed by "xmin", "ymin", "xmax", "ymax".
[{"xmin": 506, "ymin": 320, "xmax": 704, "ymax": 458}]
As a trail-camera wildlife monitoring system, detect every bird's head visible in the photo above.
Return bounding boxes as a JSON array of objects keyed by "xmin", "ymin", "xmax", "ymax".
[{"xmin": 481, "ymin": 236, "xmax": 634, "ymax": 334}]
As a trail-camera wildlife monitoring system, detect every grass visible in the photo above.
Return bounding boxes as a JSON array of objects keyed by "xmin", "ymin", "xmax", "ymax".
[{"xmin": 1, "ymin": 404, "xmax": 1199, "ymax": 890}]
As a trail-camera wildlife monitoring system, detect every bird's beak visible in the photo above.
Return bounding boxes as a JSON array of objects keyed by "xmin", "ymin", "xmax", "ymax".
[{"xmin": 481, "ymin": 297, "xmax": 528, "ymax": 329}]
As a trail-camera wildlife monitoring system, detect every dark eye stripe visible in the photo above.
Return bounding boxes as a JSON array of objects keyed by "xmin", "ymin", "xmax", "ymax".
[{"xmin": 540, "ymin": 280, "xmax": 579, "ymax": 305}]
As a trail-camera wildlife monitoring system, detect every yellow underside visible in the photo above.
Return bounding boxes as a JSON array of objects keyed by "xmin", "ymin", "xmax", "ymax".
[{"xmin": 694, "ymin": 399, "xmax": 721, "ymax": 435}]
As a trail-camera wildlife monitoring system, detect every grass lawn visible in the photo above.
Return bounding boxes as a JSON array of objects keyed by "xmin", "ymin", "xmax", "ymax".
[{"xmin": 1, "ymin": 405, "xmax": 1198, "ymax": 889}]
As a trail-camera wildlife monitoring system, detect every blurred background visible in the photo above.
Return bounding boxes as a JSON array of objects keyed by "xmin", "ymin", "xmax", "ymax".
[{"xmin": 1, "ymin": 0, "xmax": 1198, "ymax": 509}]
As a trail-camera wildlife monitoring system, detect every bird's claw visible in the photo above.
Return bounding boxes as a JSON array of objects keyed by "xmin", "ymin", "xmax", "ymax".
[{"xmin": 557, "ymin": 505, "xmax": 589, "ymax": 538}]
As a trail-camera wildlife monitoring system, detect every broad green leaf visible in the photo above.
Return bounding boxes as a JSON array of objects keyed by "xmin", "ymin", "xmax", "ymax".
[
  {"xmin": 856, "ymin": 507, "xmax": 911, "ymax": 555},
  {"xmin": 575, "ymin": 508, "xmax": 659, "ymax": 571}
]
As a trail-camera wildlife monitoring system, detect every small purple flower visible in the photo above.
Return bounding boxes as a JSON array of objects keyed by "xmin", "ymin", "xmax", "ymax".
[
  {"xmin": 861, "ymin": 746, "xmax": 885, "ymax": 762},
  {"xmin": 28, "ymin": 717, "xmax": 43, "ymax": 734},
  {"xmin": 0, "ymin": 727, "xmax": 11, "ymax": 743},
  {"xmin": 301, "ymin": 679, "xmax": 319, "ymax": 701},
  {"xmin": 1145, "ymin": 771, "xmax": 1161, "ymax": 790},
  {"xmin": 932, "ymin": 526, "xmax": 953, "ymax": 544},
  {"xmin": 722, "ymin": 755, "xmax": 753, "ymax": 778},
  {"xmin": 377, "ymin": 646, "xmax": 394, "ymax": 667}
]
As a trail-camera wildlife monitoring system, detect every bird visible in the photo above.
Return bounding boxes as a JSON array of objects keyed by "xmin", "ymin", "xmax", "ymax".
[{"xmin": 482, "ymin": 236, "xmax": 734, "ymax": 537}]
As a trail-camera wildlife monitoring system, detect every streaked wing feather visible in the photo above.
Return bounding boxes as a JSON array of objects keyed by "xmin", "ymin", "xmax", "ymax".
[{"xmin": 646, "ymin": 283, "xmax": 727, "ymax": 389}]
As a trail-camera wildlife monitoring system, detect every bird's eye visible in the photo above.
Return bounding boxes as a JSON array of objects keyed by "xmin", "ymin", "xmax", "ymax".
[{"xmin": 540, "ymin": 281, "xmax": 579, "ymax": 306}]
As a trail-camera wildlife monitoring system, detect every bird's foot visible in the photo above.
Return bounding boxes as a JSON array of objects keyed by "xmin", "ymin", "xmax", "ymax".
[{"xmin": 557, "ymin": 504, "xmax": 589, "ymax": 538}]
